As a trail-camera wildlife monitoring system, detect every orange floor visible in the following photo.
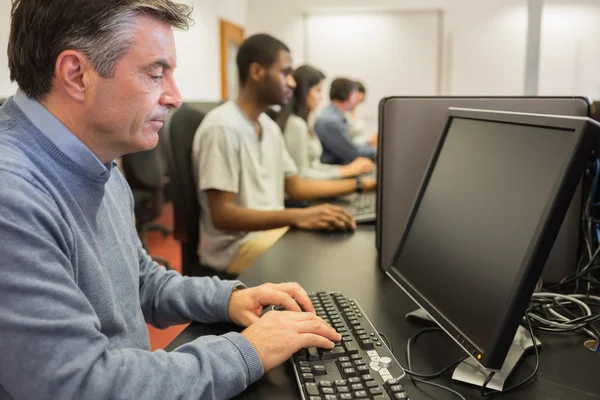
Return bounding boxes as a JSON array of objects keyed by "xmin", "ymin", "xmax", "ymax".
[{"xmin": 144, "ymin": 202, "xmax": 190, "ymax": 351}]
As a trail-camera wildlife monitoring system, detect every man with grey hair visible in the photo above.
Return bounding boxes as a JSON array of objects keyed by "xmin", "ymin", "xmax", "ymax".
[{"xmin": 0, "ymin": 1, "xmax": 340, "ymax": 399}]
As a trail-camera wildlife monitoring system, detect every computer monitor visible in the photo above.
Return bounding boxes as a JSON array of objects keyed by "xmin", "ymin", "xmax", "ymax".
[
  {"xmin": 387, "ymin": 108, "xmax": 598, "ymax": 388},
  {"xmin": 377, "ymin": 96, "xmax": 595, "ymax": 284}
]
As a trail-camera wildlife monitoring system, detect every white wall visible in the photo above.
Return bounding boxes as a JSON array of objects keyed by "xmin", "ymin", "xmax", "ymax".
[
  {"xmin": 0, "ymin": 1, "xmax": 17, "ymax": 99},
  {"xmin": 174, "ymin": 0, "xmax": 248, "ymax": 101},
  {"xmin": 0, "ymin": 0, "xmax": 247, "ymax": 100},
  {"xmin": 304, "ymin": 12, "xmax": 441, "ymax": 133},
  {"xmin": 247, "ymin": 0, "xmax": 528, "ymax": 97},
  {"xmin": 539, "ymin": 0, "xmax": 600, "ymax": 98}
]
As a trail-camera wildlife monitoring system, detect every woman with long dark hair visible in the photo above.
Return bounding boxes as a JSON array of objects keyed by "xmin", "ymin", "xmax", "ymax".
[{"xmin": 276, "ymin": 65, "xmax": 373, "ymax": 179}]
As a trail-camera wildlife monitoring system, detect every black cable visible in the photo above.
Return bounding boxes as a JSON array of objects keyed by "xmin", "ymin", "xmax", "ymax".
[
  {"xmin": 392, "ymin": 327, "xmax": 467, "ymax": 400},
  {"xmin": 480, "ymin": 314, "xmax": 540, "ymax": 397},
  {"xmin": 405, "ymin": 328, "xmax": 467, "ymax": 379},
  {"xmin": 378, "ymin": 332, "xmax": 393, "ymax": 353}
]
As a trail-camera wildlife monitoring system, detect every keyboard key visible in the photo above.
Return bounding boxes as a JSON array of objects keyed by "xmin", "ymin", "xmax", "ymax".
[
  {"xmin": 337, "ymin": 386, "xmax": 349, "ymax": 393},
  {"xmin": 307, "ymin": 347, "xmax": 320, "ymax": 361},
  {"xmin": 354, "ymin": 390, "xmax": 368, "ymax": 398},
  {"xmin": 354, "ymin": 360, "xmax": 366, "ymax": 366},
  {"xmin": 308, "ymin": 397, "xmax": 321, "ymax": 400},
  {"xmin": 324, "ymin": 395, "xmax": 337, "ymax": 400},
  {"xmin": 293, "ymin": 349, "xmax": 307, "ymax": 362},
  {"xmin": 348, "ymin": 377, "xmax": 361, "ymax": 384},
  {"xmin": 313, "ymin": 365, "xmax": 327, "ymax": 376},
  {"xmin": 300, "ymin": 366, "xmax": 311, "ymax": 374},
  {"xmin": 319, "ymin": 381, "xmax": 332, "ymax": 388},
  {"xmin": 366, "ymin": 350, "xmax": 379, "ymax": 358},
  {"xmin": 385, "ymin": 378, "xmax": 401, "ymax": 386},
  {"xmin": 394, "ymin": 394, "xmax": 408, "ymax": 399},
  {"xmin": 372, "ymin": 396, "xmax": 386, "ymax": 400},
  {"xmin": 342, "ymin": 368, "xmax": 356, "ymax": 378},
  {"xmin": 302, "ymin": 373, "xmax": 315, "ymax": 382},
  {"xmin": 340, "ymin": 362, "xmax": 353, "ymax": 369},
  {"xmin": 370, "ymin": 387, "xmax": 384, "ymax": 396},
  {"xmin": 390, "ymin": 385, "xmax": 404, "ymax": 393},
  {"xmin": 365, "ymin": 380, "xmax": 379, "ymax": 388},
  {"xmin": 350, "ymin": 354, "xmax": 363, "ymax": 361},
  {"xmin": 357, "ymin": 365, "xmax": 370, "ymax": 373},
  {"xmin": 340, "ymin": 394, "xmax": 352, "ymax": 400},
  {"xmin": 361, "ymin": 339, "xmax": 375, "ymax": 350},
  {"xmin": 350, "ymin": 383, "xmax": 364, "ymax": 391},
  {"xmin": 305, "ymin": 382, "xmax": 319, "ymax": 396},
  {"xmin": 344, "ymin": 341, "xmax": 360, "ymax": 355},
  {"xmin": 320, "ymin": 346, "xmax": 346, "ymax": 360},
  {"xmin": 361, "ymin": 374, "xmax": 374, "ymax": 381},
  {"xmin": 322, "ymin": 387, "xmax": 335, "ymax": 395},
  {"xmin": 334, "ymin": 380, "xmax": 347, "ymax": 386},
  {"xmin": 298, "ymin": 361, "xmax": 310, "ymax": 368}
]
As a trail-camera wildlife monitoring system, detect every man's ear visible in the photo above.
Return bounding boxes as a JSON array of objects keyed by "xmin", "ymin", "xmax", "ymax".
[
  {"xmin": 54, "ymin": 50, "xmax": 95, "ymax": 102},
  {"xmin": 248, "ymin": 62, "xmax": 266, "ymax": 83}
]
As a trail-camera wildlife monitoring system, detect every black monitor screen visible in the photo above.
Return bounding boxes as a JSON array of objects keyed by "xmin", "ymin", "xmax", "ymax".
[{"xmin": 389, "ymin": 109, "xmax": 594, "ymax": 368}]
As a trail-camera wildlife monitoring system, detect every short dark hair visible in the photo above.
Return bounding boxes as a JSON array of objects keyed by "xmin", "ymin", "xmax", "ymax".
[
  {"xmin": 8, "ymin": 0, "xmax": 193, "ymax": 100},
  {"xmin": 355, "ymin": 81, "xmax": 366, "ymax": 94},
  {"xmin": 329, "ymin": 78, "xmax": 358, "ymax": 102},
  {"xmin": 236, "ymin": 34, "xmax": 290, "ymax": 85}
]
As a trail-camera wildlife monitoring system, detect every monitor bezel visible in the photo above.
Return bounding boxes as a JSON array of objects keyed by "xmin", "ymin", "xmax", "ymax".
[{"xmin": 386, "ymin": 107, "xmax": 596, "ymax": 370}]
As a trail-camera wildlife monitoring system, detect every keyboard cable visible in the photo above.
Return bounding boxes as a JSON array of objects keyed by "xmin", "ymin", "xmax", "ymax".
[{"xmin": 379, "ymin": 329, "xmax": 467, "ymax": 400}]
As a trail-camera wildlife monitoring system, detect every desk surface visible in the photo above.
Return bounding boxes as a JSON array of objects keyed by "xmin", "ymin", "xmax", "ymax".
[{"xmin": 168, "ymin": 226, "xmax": 600, "ymax": 399}]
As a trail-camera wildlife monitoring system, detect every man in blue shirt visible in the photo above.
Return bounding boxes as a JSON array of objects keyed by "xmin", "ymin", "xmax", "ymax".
[
  {"xmin": 0, "ymin": 1, "xmax": 339, "ymax": 399},
  {"xmin": 314, "ymin": 78, "xmax": 377, "ymax": 165}
]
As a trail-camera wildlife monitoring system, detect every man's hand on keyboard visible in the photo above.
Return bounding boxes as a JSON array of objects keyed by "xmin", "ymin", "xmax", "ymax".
[
  {"xmin": 293, "ymin": 204, "xmax": 356, "ymax": 232},
  {"xmin": 241, "ymin": 311, "xmax": 342, "ymax": 373},
  {"xmin": 228, "ymin": 282, "xmax": 315, "ymax": 327}
]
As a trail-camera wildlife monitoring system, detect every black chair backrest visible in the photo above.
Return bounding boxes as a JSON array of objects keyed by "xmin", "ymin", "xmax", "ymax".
[
  {"xmin": 161, "ymin": 103, "xmax": 206, "ymax": 270},
  {"xmin": 264, "ymin": 107, "xmax": 278, "ymax": 122},
  {"xmin": 121, "ymin": 146, "xmax": 165, "ymax": 190}
]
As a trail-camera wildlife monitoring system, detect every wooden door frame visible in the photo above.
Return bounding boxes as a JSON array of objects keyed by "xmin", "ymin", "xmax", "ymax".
[{"xmin": 220, "ymin": 19, "xmax": 245, "ymax": 100}]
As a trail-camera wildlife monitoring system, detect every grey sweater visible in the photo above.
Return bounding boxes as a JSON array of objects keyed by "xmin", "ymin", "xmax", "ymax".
[
  {"xmin": 283, "ymin": 115, "xmax": 342, "ymax": 180},
  {"xmin": 0, "ymin": 94, "xmax": 263, "ymax": 400}
]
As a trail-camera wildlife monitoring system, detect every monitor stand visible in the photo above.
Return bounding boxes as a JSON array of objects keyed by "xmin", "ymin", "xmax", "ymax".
[{"xmin": 405, "ymin": 308, "xmax": 541, "ymax": 392}]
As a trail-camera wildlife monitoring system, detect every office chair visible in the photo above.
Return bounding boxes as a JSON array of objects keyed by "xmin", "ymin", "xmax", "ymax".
[
  {"xmin": 122, "ymin": 145, "xmax": 173, "ymax": 269},
  {"xmin": 264, "ymin": 107, "xmax": 278, "ymax": 121},
  {"xmin": 161, "ymin": 103, "xmax": 236, "ymax": 279}
]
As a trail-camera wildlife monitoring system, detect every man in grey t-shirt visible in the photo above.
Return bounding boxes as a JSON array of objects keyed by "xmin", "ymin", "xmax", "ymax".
[{"xmin": 192, "ymin": 34, "xmax": 377, "ymax": 273}]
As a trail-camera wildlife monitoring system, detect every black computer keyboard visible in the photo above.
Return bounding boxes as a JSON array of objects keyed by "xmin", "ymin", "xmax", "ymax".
[
  {"xmin": 350, "ymin": 192, "xmax": 377, "ymax": 217},
  {"xmin": 292, "ymin": 292, "xmax": 410, "ymax": 400}
]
